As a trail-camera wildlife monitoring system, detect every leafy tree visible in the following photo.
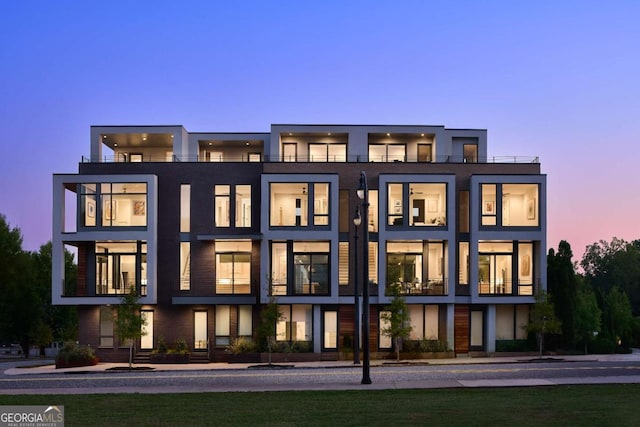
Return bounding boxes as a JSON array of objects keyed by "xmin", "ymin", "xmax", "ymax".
[
  {"xmin": 573, "ymin": 279, "xmax": 601, "ymax": 354},
  {"xmin": 31, "ymin": 242, "xmax": 78, "ymax": 353},
  {"xmin": 115, "ymin": 287, "xmax": 146, "ymax": 369},
  {"xmin": 581, "ymin": 237, "xmax": 640, "ymax": 316},
  {"xmin": 256, "ymin": 294, "xmax": 283, "ymax": 364},
  {"xmin": 603, "ymin": 286, "xmax": 633, "ymax": 349},
  {"xmin": 525, "ymin": 290, "xmax": 562, "ymax": 358},
  {"xmin": 547, "ymin": 241, "xmax": 578, "ymax": 349},
  {"xmin": 0, "ymin": 214, "xmax": 45, "ymax": 358},
  {"xmin": 380, "ymin": 283, "xmax": 412, "ymax": 362}
]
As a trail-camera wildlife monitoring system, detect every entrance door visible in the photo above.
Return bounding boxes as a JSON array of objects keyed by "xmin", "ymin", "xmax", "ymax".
[
  {"xmin": 194, "ymin": 311, "xmax": 208, "ymax": 350},
  {"xmin": 141, "ymin": 311, "xmax": 153, "ymax": 350},
  {"xmin": 470, "ymin": 310, "xmax": 484, "ymax": 350}
]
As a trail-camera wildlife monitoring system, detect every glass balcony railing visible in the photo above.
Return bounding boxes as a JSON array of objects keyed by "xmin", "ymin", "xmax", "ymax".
[{"xmin": 82, "ymin": 154, "xmax": 540, "ymax": 164}]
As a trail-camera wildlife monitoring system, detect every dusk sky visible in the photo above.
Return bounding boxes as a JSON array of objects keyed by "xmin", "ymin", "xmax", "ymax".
[{"xmin": 1, "ymin": 1, "xmax": 639, "ymax": 262}]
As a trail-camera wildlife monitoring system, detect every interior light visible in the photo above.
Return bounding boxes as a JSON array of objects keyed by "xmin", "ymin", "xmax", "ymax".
[
  {"xmin": 421, "ymin": 133, "xmax": 425, "ymax": 137},
  {"xmin": 114, "ymin": 143, "xmax": 118, "ymax": 147},
  {"xmin": 386, "ymin": 133, "xmax": 390, "ymax": 136},
  {"xmin": 328, "ymin": 132, "xmax": 331, "ymax": 136}
]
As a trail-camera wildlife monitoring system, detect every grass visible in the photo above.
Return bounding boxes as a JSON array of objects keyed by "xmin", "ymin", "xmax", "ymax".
[{"xmin": 1, "ymin": 385, "xmax": 637, "ymax": 426}]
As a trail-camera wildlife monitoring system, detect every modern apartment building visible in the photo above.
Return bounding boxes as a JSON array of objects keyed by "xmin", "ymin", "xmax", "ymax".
[{"xmin": 52, "ymin": 124, "xmax": 546, "ymax": 362}]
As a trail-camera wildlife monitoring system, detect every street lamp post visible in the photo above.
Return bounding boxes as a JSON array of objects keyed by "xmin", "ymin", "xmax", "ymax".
[
  {"xmin": 352, "ymin": 207, "xmax": 361, "ymax": 365},
  {"xmin": 356, "ymin": 171, "xmax": 372, "ymax": 384}
]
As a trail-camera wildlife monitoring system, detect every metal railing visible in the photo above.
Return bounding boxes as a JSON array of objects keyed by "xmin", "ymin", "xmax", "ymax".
[
  {"xmin": 387, "ymin": 279, "xmax": 448, "ymax": 296},
  {"xmin": 82, "ymin": 154, "xmax": 540, "ymax": 164}
]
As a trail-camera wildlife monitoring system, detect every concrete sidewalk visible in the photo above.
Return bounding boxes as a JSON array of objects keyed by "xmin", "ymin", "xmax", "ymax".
[{"xmin": 5, "ymin": 351, "xmax": 640, "ymax": 376}]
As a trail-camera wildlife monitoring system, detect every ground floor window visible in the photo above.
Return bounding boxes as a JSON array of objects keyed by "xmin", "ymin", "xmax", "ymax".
[
  {"xmin": 214, "ymin": 305, "xmax": 253, "ymax": 348},
  {"xmin": 495, "ymin": 304, "xmax": 529, "ymax": 340},
  {"xmin": 407, "ymin": 305, "xmax": 440, "ymax": 340},
  {"xmin": 276, "ymin": 305, "xmax": 312, "ymax": 343}
]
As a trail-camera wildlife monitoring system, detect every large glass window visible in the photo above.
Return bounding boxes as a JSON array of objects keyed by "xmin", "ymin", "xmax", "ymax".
[
  {"xmin": 96, "ymin": 241, "xmax": 146, "ymax": 295},
  {"xmin": 387, "ymin": 183, "xmax": 403, "ymax": 226},
  {"xmin": 80, "ymin": 183, "xmax": 97, "ymax": 227},
  {"xmin": 293, "ymin": 242, "xmax": 329, "ymax": 295},
  {"xmin": 276, "ymin": 305, "xmax": 312, "ymax": 342},
  {"xmin": 215, "ymin": 241, "xmax": 251, "ymax": 294},
  {"xmin": 87, "ymin": 182, "xmax": 147, "ymax": 228},
  {"xmin": 369, "ymin": 144, "xmax": 406, "ymax": 162},
  {"xmin": 309, "ymin": 143, "xmax": 346, "ymax": 162},
  {"xmin": 270, "ymin": 183, "xmax": 308, "ymax": 226},
  {"xmin": 409, "ymin": 183, "xmax": 446, "ymax": 226},
  {"xmin": 481, "ymin": 184, "xmax": 497, "ymax": 226},
  {"xmin": 215, "ymin": 185, "xmax": 230, "ymax": 227},
  {"xmin": 270, "ymin": 242, "xmax": 287, "ymax": 295},
  {"xmin": 478, "ymin": 242, "xmax": 513, "ymax": 295},
  {"xmin": 282, "ymin": 143, "xmax": 297, "ymax": 162},
  {"xmin": 518, "ymin": 242, "xmax": 534, "ymax": 295},
  {"xmin": 313, "ymin": 183, "xmax": 329, "ymax": 225},
  {"xmin": 215, "ymin": 305, "xmax": 230, "ymax": 346},
  {"xmin": 235, "ymin": 185, "xmax": 251, "ymax": 228},
  {"xmin": 270, "ymin": 182, "xmax": 330, "ymax": 227},
  {"xmin": 502, "ymin": 184, "xmax": 539, "ymax": 227},
  {"xmin": 386, "ymin": 241, "xmax": 444, "ymax": 295},
  {"xmin": 408, "ymin": 305, "xmax": 439, "ymax": 340},
  {"xmin": 238, "ymin": 305, "xmax": 253, "ymax": 337}
]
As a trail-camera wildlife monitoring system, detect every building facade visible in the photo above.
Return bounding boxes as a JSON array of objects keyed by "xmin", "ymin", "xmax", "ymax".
[{"xmin": 52, "ymin": 124, "xmax": 546, "ymax": 362}]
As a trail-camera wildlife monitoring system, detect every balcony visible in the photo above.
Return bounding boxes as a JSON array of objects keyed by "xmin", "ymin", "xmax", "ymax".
[{"xmin": 82, "ymin": 153, "xmax": 540, "ymax": 164}]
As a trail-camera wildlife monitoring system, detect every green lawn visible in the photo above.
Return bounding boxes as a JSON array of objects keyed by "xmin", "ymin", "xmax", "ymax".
[{"xmin": 1, "ymin": 385, "xmax": 637, "ymax": 426}]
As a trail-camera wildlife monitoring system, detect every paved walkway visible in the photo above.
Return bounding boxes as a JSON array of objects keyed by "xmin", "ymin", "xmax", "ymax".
[{"xmin": 4, "ymin": 351, "xmax": 640, "ymax": 376}]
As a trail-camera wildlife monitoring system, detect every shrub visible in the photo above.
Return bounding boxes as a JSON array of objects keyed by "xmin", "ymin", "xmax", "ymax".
[
  {"xmin": 154, "ymin": 336, "xmax": 168, "ymax": 354},
  {"xmin": 226, "ymin": 337, "xmax": 258, "ymax": 354},
  {"xmin": 589, "ymin": 337, "xmax": 616, "ymax": 354},
  {"xmin": 495, "ymin": 339, "xmax": 533, "ymax": 352},
  {"xmin": 173, "ymin": 339, "xmax": 189, "ymax": 355},
  {"xmin": 290, "ymin": 341, "xmax": 313, "ymax": 353},
  {"xmin": 403, "ymin": 339, "xmax": 450, "ymax": 353},
  {"xmin": 55, "ymin": 341, "xmax": 98, "ymax": 369}
]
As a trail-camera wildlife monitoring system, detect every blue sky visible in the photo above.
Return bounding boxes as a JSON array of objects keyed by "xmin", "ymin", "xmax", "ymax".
[{"xmin": 1, "ymin": 1, "xmax": 639, "ymax": 260}]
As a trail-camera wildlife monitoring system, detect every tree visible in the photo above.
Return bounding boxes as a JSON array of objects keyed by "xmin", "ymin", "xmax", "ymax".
[
  {"xmin": 525, "ymin": 290, "xmax": 562, "ymax": 358},
  {"xmin": 380, "ymin": 283, "xmax": 412, "ymax": 362},
  {"xmin": 547, "ymin": 241, "xmax": 578, "ymax": 349},
  {"xmin": 581, "ymin": 237, "xmax": 640, "ymax": 316},
  {"xmin": 256, "ymin": 294, "xmax": 283, "ymax": 365},
  {"xmin": 31, "ymin": 242, "xmax": 78, "ymax": 354},
  {"xmin": 0, "ymin": 214, "xmax": 45, "ymax": 358},
  {"xmin": 115, "ymin": 287, "xmax": 146, "ymax": 369},
  {"xmin": 603, "ymin": 286, "xmax": 633, "ymax": 349},
  {"xmin": 573, "ymin": 280, "xmax": 601, "ymax": 354}
]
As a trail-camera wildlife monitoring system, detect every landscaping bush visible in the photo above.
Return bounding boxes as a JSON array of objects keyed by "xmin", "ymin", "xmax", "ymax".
[
  {"xmin": 226, "ymin": 337, "xmax": 258, "ymax": 354},
  {"xmin": 55, "ymin": 342, "xmax": 99, "ymax": 369},
  {"xmin": 495, "ymin": 339, "xmax": 533, "ymax": 352},
  {"xmin": 588, "ymin": 337, "xmax": 616, "ymax": 354}
]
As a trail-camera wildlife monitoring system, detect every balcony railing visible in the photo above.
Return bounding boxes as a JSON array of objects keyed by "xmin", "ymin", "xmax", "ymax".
[
  {"xmin": 386, "ymin": 279, "xmax": 448, "ymax": 296},
  {"xmin": 478, "ymin": 279, "xmax": 539, "ymax": 296},
  {"xmin": 82, "ymin": 154, "xmax": 540, "ymax": 164}
]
